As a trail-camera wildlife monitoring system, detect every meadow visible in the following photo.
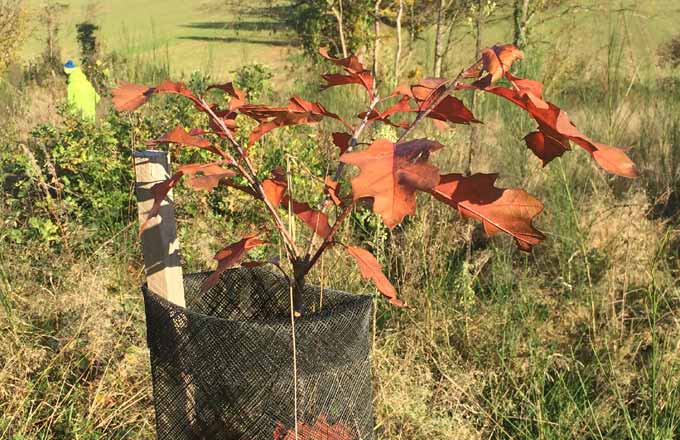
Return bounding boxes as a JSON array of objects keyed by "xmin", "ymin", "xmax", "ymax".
[{"xmin": 2, "ymin": 1, "xmax": 680, "ymax": 439}]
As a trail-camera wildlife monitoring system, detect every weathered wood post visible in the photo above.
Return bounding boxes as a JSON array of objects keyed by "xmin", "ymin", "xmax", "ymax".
[
  {"xmin": 135, "ymin": 150, "xmax": 198, "ymax": 436},
  {"xmin": 134, "ymin": 150, "xmax": 185, "ymax": 306}
]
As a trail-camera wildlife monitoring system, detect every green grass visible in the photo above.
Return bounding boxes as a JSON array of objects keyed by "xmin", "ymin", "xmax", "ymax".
[{"xmin": 22, "ymin": 0, "xmax": 293, "ymax": 78}]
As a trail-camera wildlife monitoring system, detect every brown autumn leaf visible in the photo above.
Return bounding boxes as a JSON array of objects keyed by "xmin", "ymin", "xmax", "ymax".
[
  {"xmin": 332, "ymin": 132, "xmax": 352, "ymax": 154},
  {"xmin": 318, "ymin": 48, "xmax": 365, "ymax": 73},
  {"xmin": 430, "ymin": 173, "xmax": 545, "ymax": 251},
  {"xmin": 281, "ymin": 196, "xmax": 332, "ymax": 239},
  {"xmin": 147, "ymin": 126, "xmax": 220, "ymax": 154},
  {"xmin": 273, "ymin": 416, "xmax": 353, "ymax": 440},
  {"xmin": 393, "ymin": 79, "xmax": 478, "ymax": 126},
  {"xmin": 344, "ymin": 245, "xmax": 405, "ymax": 307},
  {"xmin": 478, "ymin": 44, "xmax": 524, "ymax": 86},
  {"xmin": 112, "ymin": 80, "xmax": 199, "ymax": 112},
  {"xmin": 339, "ymin": 138, "xmax": 443, "ymax": 228},
  {"xmin": 140, "ymin": 172, "xmax": 184, "ymax": 232},
  {"xmin": 177, "ymin": 162, "xmax": 237, "ymax": 192},
  {"xmin": 248, "ymin": 112, "xmax": 323, "ymax": 146},
  {"xmin": 207, "ymin": 81, "xmax": 247, "ymax": 109},
  {"xmin": 202, "ymin": 233, "xmax": 266, "ymax": 291},
  {"xmin": 325, "ymin": 177, "xmax": 343, "ymax": 206},
  {"xmin": 460, "ymin": 77, "xmax": 639, "ymax": 177},
  {"xmin": 262, "ymin": 169, "xmax": 287, "ymax": 207},
  {"xmin": 359, "ymin": 95, "xmax": 413, "ymax": 128},
  {"xmin": 241, "ymin": 96, "xmax": 347, "ymax": 146},
  {"xmin": 319, "ymin": 48, "xmax": 374, "ymax": 99},
  {"xmin": 428, "ymin": 95, "xmax": 480, "ymax": 125},
  {"xmin": 154, "ymin": 80, "xmax": 196, "ymax": 100},
  {"xmin": 524, "ymin": 131, "xmax": 571, "ymax": 166},
  {"xmin": 112, "ymin": 82, "xmax": 154, "ymax": 111}
]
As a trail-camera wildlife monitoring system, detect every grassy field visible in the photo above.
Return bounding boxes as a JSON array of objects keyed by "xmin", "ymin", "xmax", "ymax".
[
  {"xmin": 21, "ymin": 0, "xmax": 294, "ymax": 77},
  {"xmin": 2, "ymin": 0, "xmax": 680, "ymax": 439}
]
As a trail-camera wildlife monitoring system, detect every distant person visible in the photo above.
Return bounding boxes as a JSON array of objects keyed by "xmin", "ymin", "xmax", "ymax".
[{"xmin": 63, "ymin": 60, "xmax": 100, "ymax": 121}]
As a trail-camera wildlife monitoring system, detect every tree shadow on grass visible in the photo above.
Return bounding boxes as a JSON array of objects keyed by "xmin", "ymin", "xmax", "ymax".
[
  {"xmin": 177, "ymin": 36, "xmax": 295, "ymax": 47},
  {"xmin": 182, "ymin": 21, "xmax": 288, "ymax": 33}
]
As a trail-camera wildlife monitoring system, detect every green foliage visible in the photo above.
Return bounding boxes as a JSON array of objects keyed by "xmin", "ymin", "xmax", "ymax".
[
  {"xmin": 233, "ymin": 63, "xmax": 272, "ymax": 101},
  {"xmin": 287, "ymin": 0, "xmax": 374, "ymax": 56},
  {"xmin": 0, "ymin": 0, "xmax": 28, "ymax": 75},
  {"xmin": 29, "ymin": 109, "xmax": 134, "ymax": 232}
]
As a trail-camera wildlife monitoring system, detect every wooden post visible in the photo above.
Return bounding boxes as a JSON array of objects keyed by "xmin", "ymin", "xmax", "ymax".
[{"xmin": 134, "ymin": 150, "xmax": 185, "ymax": 307}]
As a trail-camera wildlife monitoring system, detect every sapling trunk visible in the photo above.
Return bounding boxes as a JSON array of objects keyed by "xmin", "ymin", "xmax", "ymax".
[{"xmin": 292, "ymin": 259, "xmax": 309, "ymax": 314}]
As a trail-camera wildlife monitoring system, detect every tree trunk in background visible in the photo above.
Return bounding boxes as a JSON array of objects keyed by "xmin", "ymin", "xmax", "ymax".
[
  {"xmin": 434, "ymin": 0, "xmax": 445, "ymax": 77},
  {"xmin": 393, "ymin": 0, "xmax": 403, "ymax": 87},
  {"xmin": 331, "ymin": 1, "xmax": 348, "ymax": 57},
  {"xmin": 373, "ymin": 0, "xmax": 382, "ymax": 80},
  {"xmin": 513, "ymin": 0, "xmax": 531, "ymax": 49},
  {"xmin": 465, "ymin": 0, "xmax": 482, "ymax": 176}
]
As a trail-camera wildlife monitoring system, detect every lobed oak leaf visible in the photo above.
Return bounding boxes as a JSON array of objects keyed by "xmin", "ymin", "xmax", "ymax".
[
  {"xmin": 207, "ymin": 81, "xmax": 247, "ymax": 109},
  {"xmin": 177, "ymin": 162, "xmax": 237, "ymax": 191},
  {"xmin": 248, "ymin": 112, "xmax": 323, "ymax": 146},
  {"xmin": 430, "ymin": 173, "xmax": 544, "ymax": 251},
  {"xmin": 360, "ymin": 95, "xmax": 413, "ymax": 128},
  {"xmin": 147, "ymin": 126, "xmax": 218, "ymax": 152},
  {"xmin": 461, "ymin": 77, "xmax": 638, "ymax": 177},
  {"xmin": 477, "ymin": 44, "xmax": 524, "ymax": 86},
  {"xmin": 273, "ymin": 415, "xmax": 353, "ymax": 440},
  {"xmin": 319, "ymin": 48, "xmax": 374, "ymax": 99},
  {"xmin": 344, "ymin": 246, "xmax": 405, "ymax": 307},
  {"xmin": 428, "ymin": 95, "xmax": 481, "ymax": 125},
  {"xmin": 202, "ymin": 233, "xmax": 267, "ymax": 291},
  {"xmin": 112, "ymin": 82, "xmax": 154, "ymax": 111},
  {"xmin": 140, "ymin": 172, "xmax": 184, "ymax": 233},
  {"xmin": 319, "ymin": 47, "xmax": 365, "ymax": 73},
  {"xmin": 339, "ymin": 139, "xmax": 443, "ymax": 228},
  {"xmin": 282, "ymin": 196, "xmax": 332, "ymax": 239},
  {"xmin": 320, "ymin": 73, "xmax": 374, "ymax": 98},
  {"xmin": 394, "ymin": 79, "xmax": 478, "ymax": 126}
]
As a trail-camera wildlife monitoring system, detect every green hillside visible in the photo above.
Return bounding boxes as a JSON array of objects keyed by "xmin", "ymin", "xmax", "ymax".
[{"xmin": 21, "ymin": 0, "xmax": 294, "ymax": 78}]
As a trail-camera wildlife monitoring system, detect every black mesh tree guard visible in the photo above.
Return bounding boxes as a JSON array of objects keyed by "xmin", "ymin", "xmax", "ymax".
[{"xmin": 142, "ymin": 267, "xmax": 375, "ymax": 440}]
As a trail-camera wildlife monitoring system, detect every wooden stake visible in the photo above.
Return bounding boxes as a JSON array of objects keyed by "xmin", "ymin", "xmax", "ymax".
[{"xmin": 134, "ymin": 150, "xmax": 185, "ymax": 307}]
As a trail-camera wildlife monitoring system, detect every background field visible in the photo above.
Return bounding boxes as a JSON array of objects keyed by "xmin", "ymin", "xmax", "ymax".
[
  {"xmin": 21, "ymin": 0, "xmax": 294, "ymax": 77},
  {"xmin": 2, "ymin": 0, "xmax": 680, "ymax": 439}
]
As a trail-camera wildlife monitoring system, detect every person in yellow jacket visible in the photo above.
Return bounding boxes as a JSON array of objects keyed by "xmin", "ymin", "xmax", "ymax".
[{"xmin": 63, "ymin": 60, "xmax": 100, "ymax": 121}]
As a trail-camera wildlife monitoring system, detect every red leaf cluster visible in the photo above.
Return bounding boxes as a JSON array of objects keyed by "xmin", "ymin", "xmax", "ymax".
[
  {"xmin": 240, "ymin": 96, "xmax": 348, "ymax": 146},
  {"xmin": 115, "ymin": 42, "xmax": 639, "ymax": 312},
  {"xmin": 461, "ymin": 71, "xmax": 638, "ymax": 177},
  {"xmin": 319, "ymin": 48, "xmax": 374, "ymax": 100}
]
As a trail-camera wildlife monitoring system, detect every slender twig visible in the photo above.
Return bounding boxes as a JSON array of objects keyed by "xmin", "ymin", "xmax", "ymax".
[
  {"xmin": 299, "ymin": 200, "xmax": 357, "ymax": 283},
  {"xmin": 199, "ymin": 98, "xmax": 301, "ymax": 259},
  {"xmin": 305, "ymin": 95, "xmax": 381, "ymax": 258}
]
